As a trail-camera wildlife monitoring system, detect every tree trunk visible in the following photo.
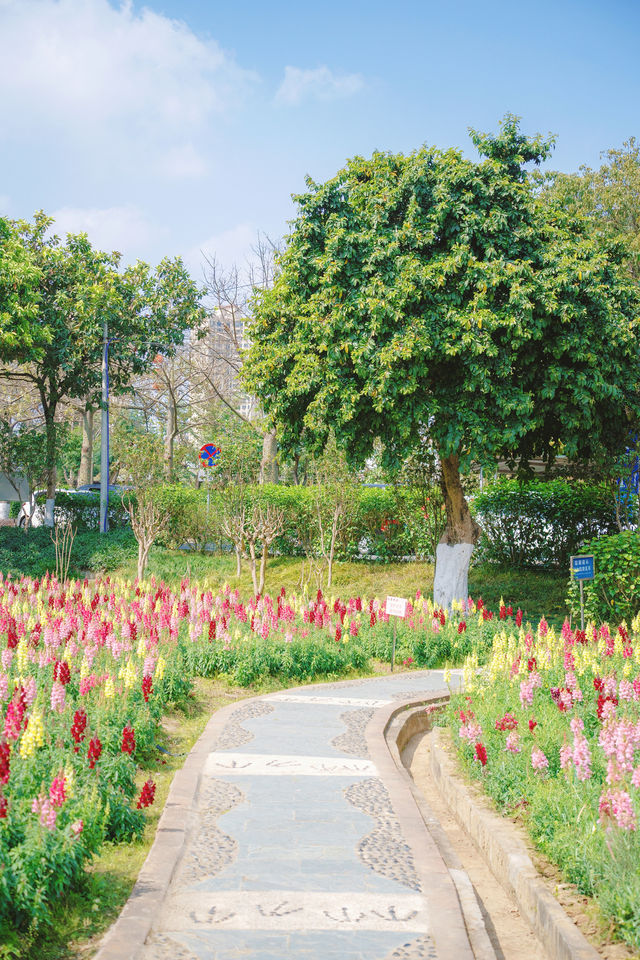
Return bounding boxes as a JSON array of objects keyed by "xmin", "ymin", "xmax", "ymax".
[
  {"xmin": 235, "ymin": 544, "xmax": 242, "ymax": 576},
  {"xmin": 327, "ymin": 504, "xmax": 341, "ymax": 589},
  {"xmin": 248, "ymin": 541, "xmax": 258, "ymax": 594},
  {"xmin": 138, "ymin": 540, "xmax": 151, "ymax": 582},
  {"xmin": 259, "ymin": 544, "xmax": 268, "ymax": 594},
  {"xmin": 0, "ymin": 503, "xmax": 9, "ymax": 521},
  {"xmin": 164, "ymin": 398, "xmax": 177, "ymax": 482},
  {"xmin": 43, "ymin": 403, "xmax": 57, "ymax": 527},
  {"xmin": 260, "ymin": 428, "xmax": 279, "ymax": 484},
  {"xmin": 77, "ymin": 405, "xmax": 94, "ymax": 487},
  {"xmin": 433, "ymin": 453, "xmax": 481, "ymax": 611}
]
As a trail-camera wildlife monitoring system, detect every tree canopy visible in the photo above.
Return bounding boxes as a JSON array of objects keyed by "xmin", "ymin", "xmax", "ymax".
[{"xmin": 244, "ymin": 117, "xmax": 640, "ymax": 476}]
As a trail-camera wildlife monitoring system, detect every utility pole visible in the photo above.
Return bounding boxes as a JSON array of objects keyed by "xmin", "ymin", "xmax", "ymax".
[{"xmin": 100, "ymin": 319, "xmax": 109, "ymax": 533}]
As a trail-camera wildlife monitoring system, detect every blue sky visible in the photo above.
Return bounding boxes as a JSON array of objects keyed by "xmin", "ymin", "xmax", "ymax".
[{"xmin": 1, "ymin": 0, "xmax": 638, "ymax": 281}]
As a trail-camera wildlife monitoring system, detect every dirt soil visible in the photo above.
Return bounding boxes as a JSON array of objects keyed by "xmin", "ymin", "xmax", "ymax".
[{"xmin": 404, "ymin": 729, "xmax": 640, "ymax": 960}]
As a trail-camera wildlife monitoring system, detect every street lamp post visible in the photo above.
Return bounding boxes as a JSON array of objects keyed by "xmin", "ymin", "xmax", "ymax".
[{"xmin": 100, "ymin": 319, "xmax": 109, "ymax": 534}]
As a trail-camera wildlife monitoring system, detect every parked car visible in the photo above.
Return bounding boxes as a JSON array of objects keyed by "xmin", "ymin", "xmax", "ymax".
[
  {"xmin": 77, "ymin": 483, "xmax": 130, "ymax": 495},
  {"xmin": 17, "ymin": 489, "xmax": 77, "ymax": 528}
]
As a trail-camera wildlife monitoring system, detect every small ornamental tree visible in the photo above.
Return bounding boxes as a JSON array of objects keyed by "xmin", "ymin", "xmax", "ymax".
[{"xmin": 243, "ymin": 117, "xmax": 640, "ymax": 608}]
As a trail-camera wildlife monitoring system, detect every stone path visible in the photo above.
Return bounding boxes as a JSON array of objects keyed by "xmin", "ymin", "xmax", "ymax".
[{"xmin": 100, "ymin": 671, "xmax": 474, "ymax": 960}]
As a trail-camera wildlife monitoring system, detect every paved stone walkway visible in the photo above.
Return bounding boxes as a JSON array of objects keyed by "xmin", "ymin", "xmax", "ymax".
[{"xmin": 104, "ymin": 671, "xmax": 473, "ymax": 960}]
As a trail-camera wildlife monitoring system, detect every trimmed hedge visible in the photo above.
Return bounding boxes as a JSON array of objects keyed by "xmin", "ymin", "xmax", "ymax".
[
  {"xmin": 566, "ymin": 531, "xmax": 640, "ymax": 626},
  {"xmin": 149, "ymin": 483, "xmax": 443, "ymax": 562},
  {"xmin": 32, "ymin": 491, "xmax": 129, "ymax": 531},
  {"xmin": 473, "ymin": 480, "xmax": 620, "ymax": 568}
]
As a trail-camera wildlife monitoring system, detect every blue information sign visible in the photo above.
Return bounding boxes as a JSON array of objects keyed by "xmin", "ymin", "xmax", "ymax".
[{"xmin": 570, "ymin": 555, "xmax": 595, "ymax": 581}]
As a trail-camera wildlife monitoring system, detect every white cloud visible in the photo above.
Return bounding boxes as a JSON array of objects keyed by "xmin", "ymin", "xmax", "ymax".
[
  {"xmin": 276, "ymin": 65, "xmax": 365, "ymax": 106},
  {"xmin": 156, "ymin": 143, "xmax": 208, "ymax": 180},
  {"xmin": 49, "ymin": 204, "xmax": 160, "ymax": 261},
  {"xmin": 0, "ymin": 0, "xmax": 258, "ymax": 170}
]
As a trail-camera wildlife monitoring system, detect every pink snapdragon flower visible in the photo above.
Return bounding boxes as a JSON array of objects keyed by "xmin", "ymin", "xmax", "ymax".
[
  {"xmin": 599, "ymin": 789, "xmax": 637, "ymax": 831},
  {"xmin": 531, "ymin": 747, "xmax": 549, "ymax": 774},
  {"xmin": 505, "ymin": 732, "xmax": 521, "ymax": 754}
]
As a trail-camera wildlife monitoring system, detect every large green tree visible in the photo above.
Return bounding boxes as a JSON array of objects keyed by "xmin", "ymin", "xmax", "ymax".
[
  {"xmin": 0, "ymin": 212, "xmax": 205, "ymax": 520},
  {"xmin": 243, "ymin": 117, "xmax": 640, "ymax": 607}
]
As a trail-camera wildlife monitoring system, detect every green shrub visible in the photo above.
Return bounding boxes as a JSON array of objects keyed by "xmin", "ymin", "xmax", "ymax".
[
  {"xmin": 148, "ymin": 484, "xmax": 219, "ymax": 550},
  {"xmin": 148, "ymin": 482, "xmax": 442, "ymax": 563},
  {"xmin": 473, "ymin": 479, "xmax": 619, "ymax": 568},
  {"xmin": 0, "ymin": 527, "xmax": 137, "ymax": 580},
  {"xmin": 566, "ymin": 530, "xmax": 640, "ymax": 625},
  {"xmin": 32, "ymin": 491, "xmax": 129, "ymax": 531}
]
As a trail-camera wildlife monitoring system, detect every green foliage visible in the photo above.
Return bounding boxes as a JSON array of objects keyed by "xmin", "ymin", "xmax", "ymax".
[
  {"xmin": 0, "ymin": 420, "xmax": 49, "ymax": 502},
  {"xmin": 197, "ymin": 403, "xmax": 263, "ymax": 484},
  {"xmin": 566, "ymin": 531, "xmax": 640, "ymax": 625},
  {"xmin": 537, "ymin": 137, "xmax": 640, "ymax": 281},
  {"xmin": 243, "ymin": 116, "xmax": 640, "ymax": 482},
  {"xmin": 473, "ymin": 479, "xmax": 619, "ymax": 568},
  {"xmin": 0, "ymin": 217, "xmax": 46, "ymax": 362}
]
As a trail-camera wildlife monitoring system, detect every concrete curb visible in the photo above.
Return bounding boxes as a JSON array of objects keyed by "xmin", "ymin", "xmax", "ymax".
[
  {"xmin": 366, "ymin": 691, "xmax": 479, "ymax": 960},
  {"xmin": 383, "ymin": 700, "xmax": 497, "ymax": 960},
  {"xmin": 390, "ymin": 702, "xmax": 600, "ymax": 960}
]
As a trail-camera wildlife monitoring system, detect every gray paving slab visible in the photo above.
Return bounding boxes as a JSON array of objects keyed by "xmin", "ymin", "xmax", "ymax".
[{"xmin": 104, "ymin": 671, "xmax": 471, "ymax": 960}]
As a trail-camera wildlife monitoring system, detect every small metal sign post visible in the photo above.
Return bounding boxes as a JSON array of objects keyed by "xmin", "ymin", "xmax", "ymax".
[
  {"xmin": 570, "ymin": 554, "xmax": 595, "ymax": 631},
  {"xmin": 198, "ymin": 444, "xmax": 220, "ymax": 517},
  {"xmin": 386, "ymin": 596, "xmax": 407, "ymax": 672}
]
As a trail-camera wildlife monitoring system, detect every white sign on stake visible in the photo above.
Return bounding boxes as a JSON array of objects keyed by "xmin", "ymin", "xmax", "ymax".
[{"xmin": 386, "ymin": 596, "xmax": 408, "ymax": 618}]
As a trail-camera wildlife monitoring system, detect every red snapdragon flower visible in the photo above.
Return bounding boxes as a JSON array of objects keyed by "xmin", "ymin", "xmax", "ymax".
[
  {"xmin": 474, "ymin": 742, "xmax": 488, "ymax": 766},
  {"xmin": 53, "ymin": 660, "xmax": 71, "ymax": 685},
  {"xmin": 0, "ymin": 742, "xmax": 10, "ymax": 785},
  {"xmin": 142, "ymin": 676, "xmax": 153, "ymax": 703},
  {"xmin": 121, "ymin": 724, "xmax": 136, "ymax": 755},
  {"xmin": 87, "ymin": 736, "xmax": 102, "ymax": 769},
  {"xmin": 71, "ymin": 708, "xmax": 87, "ymax": 751},
  {"xmin": 495, "ymin": 712, "xmax": 518, "ymax": 732},
  {"xmin": 137, "ymin": 779, "xmax": 156, "ymax": 808}
]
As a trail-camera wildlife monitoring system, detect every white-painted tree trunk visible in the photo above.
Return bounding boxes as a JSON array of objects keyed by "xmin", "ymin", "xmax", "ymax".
[
  {"xmin": 44, "ymin": 498, "xmax": 55, "ymax": 527},
  {"xmin": 0, "ymin": 502, "xmax": 9, "ymax": 520},
  {"xmin": 433, "ymin": 542, "xmax": 474, "ymax": 611}
]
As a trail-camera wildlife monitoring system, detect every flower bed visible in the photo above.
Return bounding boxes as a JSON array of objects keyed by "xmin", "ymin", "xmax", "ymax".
[
  {"xmin": 0, "ymin": 571, "xmax": 518, "ymax": 933},
  {"xmin": 447, "ymin": 613, "xmax": 640, "ymax": 950}
]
